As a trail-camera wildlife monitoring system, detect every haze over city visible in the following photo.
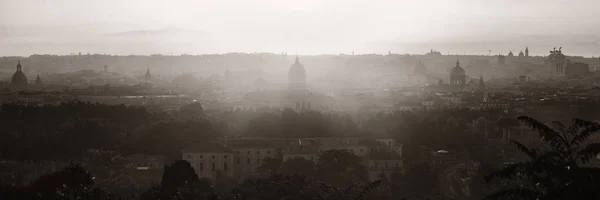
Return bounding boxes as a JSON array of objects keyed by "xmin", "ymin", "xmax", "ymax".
[
  {"xmin": 2, "ymin": 0, "xmax": 600, "ymax": 56},
  {"xmin": 3, "ymin": 1, "xmax": 600, "ymax": 200}
]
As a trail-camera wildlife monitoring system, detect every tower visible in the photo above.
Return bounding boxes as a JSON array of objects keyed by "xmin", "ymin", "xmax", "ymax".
[
  {"xmin": 145, "ymin": 66, "xmax": 152, "ymax": 81},
  {"xmin": 525, "ymin": 47, "xmax": 529, "ymax": 57},
  {"xmin": 288, "ymin": 56, "xmax": 307, "ymax": 91},
  {"xmin": 35, "ymin": 74, "xmax": 43, "ymax": 85},
  {"xmin": 143, "ymin": 65, "xmax": 152, "ymax": 88},
  {"xmin": 475, "ymin": 75, "xmax": 486, "ymax": 98},
  {"xmin": 450, "ymin": 60, "xmax": 466, "ymax": 85}
]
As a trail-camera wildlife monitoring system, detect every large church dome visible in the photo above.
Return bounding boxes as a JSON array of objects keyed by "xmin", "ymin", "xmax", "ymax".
[
  {"xmin": 450, "ymin": 60, "xmax": 466, "ymax": 85},
  {"xmin": 451, "ymin": 60, "xmax": 465, "ymax": 75},
  {"xmin": 288, "ymin": 56, "xmax": 307, "ymax": 91},
  {"xmin": 11, "ymin": 61, "xmax": 28, "ymax": 85}
]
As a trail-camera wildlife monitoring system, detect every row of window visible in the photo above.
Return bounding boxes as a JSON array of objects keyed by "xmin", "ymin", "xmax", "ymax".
[
  {"xmin": 372, "ymin": 162, "xmax": 401, "ymax": 168},
  {"xmin": 236, "ymin": 150, "xmax": 271, "ymax": 155},
  {"xmin": 187, "ymin": 155, "xmax": 229, "ymax": 159},
  {"xmin": 236, "ymin": 158, "xmax": 262, "ymax": 164},
  {"xmin": 296, "ymin": 102, "xmax": 312, "ymax": 110},
  {"xmin": 199, "ymin": 162, "xmax": 228, "ymax": 171}
]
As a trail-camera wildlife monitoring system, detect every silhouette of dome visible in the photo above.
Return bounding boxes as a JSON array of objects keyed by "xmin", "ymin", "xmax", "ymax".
[
  {"xmin": 11, "ymin": 61, "xmax": 28, "ymax": 85},
  {"xmin": 450, "ymin": 60, "xmax": 466, "ymax": 85},
  {"xmin": 288, "ymin": 56, "xmax": 307, "ymax": 91},
  {"xmin": 451, "ymin": 60, "xmax": 465, "ymax": 75}
]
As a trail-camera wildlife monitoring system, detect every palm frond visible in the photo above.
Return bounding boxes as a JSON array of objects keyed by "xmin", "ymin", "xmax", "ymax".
[
  {"xmin": 511, "ymin": 140, "xmax": 538, "ymax": 159},
  {"xmin": 573, "ymin": 118, "xmax": 598, "ymax": 128},
  {"xmin": 570, "ymin": 123, "xmax": 600, "ymax": 147},
  {"xmin": 551, "ymin": 121, "xmax": 567, "ymax": 134},
  {"xmin": 577, "ymin": 143, "xmax": 600, "ymax": 164},
  {"xmin": 518, "ymin": 116, "xmax": 567, "ymax": 151}
]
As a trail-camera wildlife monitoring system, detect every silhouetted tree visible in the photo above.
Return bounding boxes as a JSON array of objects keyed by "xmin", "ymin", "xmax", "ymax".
[
  {"xmin": 280, "ymin": 157, "xmax": 316, "ymax": 177},
  {"xmin": 316, "ymin": 150, "xmax": 368, "ymax": 187},
  {"xmin": 485, "ymin": 116, "xmax": 600, "ymax": 199}
]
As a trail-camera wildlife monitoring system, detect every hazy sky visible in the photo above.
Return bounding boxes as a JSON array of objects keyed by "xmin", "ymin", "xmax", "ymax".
[{"xmin": 1, "ymin": 0, "xmax": 600, "ymax": 55}]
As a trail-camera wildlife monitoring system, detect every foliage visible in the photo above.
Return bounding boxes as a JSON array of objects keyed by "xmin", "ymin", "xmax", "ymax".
[
  {"xmin": 225, "ymin": 174, "xmax": 384, "ymax": 200},
  {"xmin": 0, "ymin": 163, "xmax": 114, "ymax": 200},
  {"xmin": 485, "ymin": 116, "xmax": 600, "ymax": 200},
  {"xmin": 316, "ymin": 150, "xmax": 368, "ymax": 187},
  {"xmin": 280, "ymin": 157, "xmax": 317, "ymax": 177},
  {"xmin": 256, "ymin": 157, "xmax": 283, "ymax": 176},
  {"xmin": 142, "ymin": 160, "xmax": 216, "ymax": 200}
]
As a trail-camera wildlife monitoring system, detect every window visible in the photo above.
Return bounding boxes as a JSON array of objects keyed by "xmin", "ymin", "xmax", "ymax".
[
  {"xmin": 247, "ymin": 151, "xmax": 250, "ymax": 154},
  {"xmin": 267, "ymin": 150, "xmax": 271, "ymax": 154},
  {"xmin": 257, "ymin": 151, "xmax": 260, "ymax": 154},
  {"xmin": 396, "ymin": 162, "xmax": 399, "ymax": 168},
  {"xmin": 224, "ymin": 163, "xmax": 228, "ymax": 171},
  {"xmin": 200, "ymin": 163, "xmax": 204, "ymax": 171},
  {"xmin": 224, "ymin": 155, "xmax": 228, "ymax": 159},
  {"xmin": 199, "ymin": 155, "xmax": 203, "ymax": 159},
  {"xmin": 187, "ymin": 155, "xmax": 191, "ymax": 159},
  {"xmin": 360, "ymin": 149, "xmax": 364, "ymax": 152},
  {"xmin": 212, "ymin": 155, "xmax": 215, "ymax": 159},
  {"xmin": 237, "ymin": 158, "xmax": 240, "ymax": 164},
  {"xmin": 257, "ymin": 158, "xmax": 260, "ymax": 164},
  {"xmin": 212, "ymin": 163, "xmax": 215, "ymax": 171},
  {"xmin": 247, "ymin": 158, "xmax": 250, "ymax": 164},
  {"xmin": 237, "ymin": 151, "xmax": 240, "ymax": 154},
  {"xmin": 385, "ymin": 162, "xmax": 388, "ymax": 167},
  {"xmin": 375, "ymin": 163, "xmax": 378, "ymax": 168}
]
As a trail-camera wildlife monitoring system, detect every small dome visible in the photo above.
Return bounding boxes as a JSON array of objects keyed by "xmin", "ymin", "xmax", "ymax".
[
  {"xmin": 11, "ymin": 61, "xmax": 28, "ymax": 85},
  {"xmin": 451, "ymin": 60, "xmax": 465, "ymax": 75}
]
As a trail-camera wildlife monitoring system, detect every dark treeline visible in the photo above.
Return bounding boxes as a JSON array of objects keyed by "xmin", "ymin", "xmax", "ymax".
[
  {"xmin": 2, "ymin": 101, "xmax": 600, "ymax": 199},
  {"xmin": 0, "ymin": 101, "xmax": 220, "ymax": 161}
]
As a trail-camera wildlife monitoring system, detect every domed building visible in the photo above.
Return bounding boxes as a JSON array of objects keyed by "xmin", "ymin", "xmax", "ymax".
[
  {"xmin": 288, "ymin": 56, "xmax": 307, "ymax": 91},
  {"xmin": 230, "ymin": 56, "xmax": 339, "ymax": 113},
  {"xmin": 424, "ymin": 60, "xmax": 468, "ymax": 93},
  {"xmin": 450, "ymin": 60, "xmax": 466, "ymax": 85},
  {"xmin": 11, "ymin": 61, "xmax": 28, "ymax": 85}
]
